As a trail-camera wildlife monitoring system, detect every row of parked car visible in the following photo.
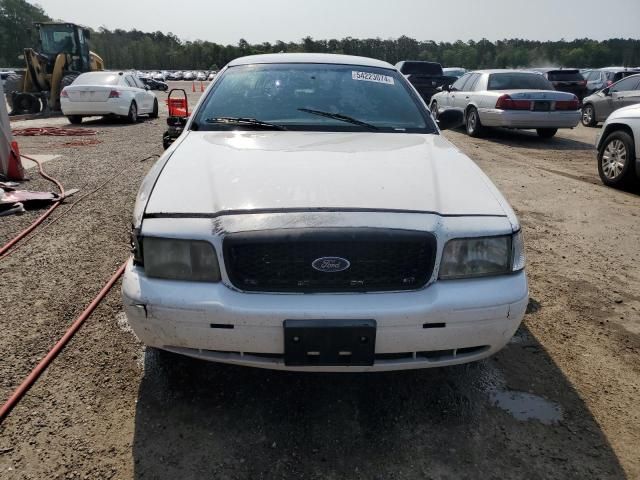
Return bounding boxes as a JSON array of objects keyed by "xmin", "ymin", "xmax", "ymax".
[
  {"xmin": 397, "ymin": 61, "xmax": 640, "ymax": 188},
  {"xmin": 137, "ymin": 70, "xmax": 218, "ymax": 82}
]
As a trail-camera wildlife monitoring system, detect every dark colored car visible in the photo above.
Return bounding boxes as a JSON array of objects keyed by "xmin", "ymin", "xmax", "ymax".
[
  {"xmin": 396, "ymin": 61, "xmax": 456, "ymax": 103},
  {"xmin": 582, "ymin": 68, "xmax": 640, "ymax": 95},
  {"xmin": 534, "ymin": 69, "xmax": 587, "ymax": 101},
  {"xmin": 141, "ymin": 77, "xmax": 168, "ymax": 91}
]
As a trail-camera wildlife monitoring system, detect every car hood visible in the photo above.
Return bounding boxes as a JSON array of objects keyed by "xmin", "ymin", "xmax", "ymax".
[{"xmin": 145, "ymin": 131, "xmax": 510, "ymax": 218}]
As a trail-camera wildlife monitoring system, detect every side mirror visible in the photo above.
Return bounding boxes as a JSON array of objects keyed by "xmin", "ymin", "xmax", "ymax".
[
  {"xmin": 437, "ymin": 109, "xmax": 464, "ymax": 131},
  {"xmin": 602, "ymin": 87, "xmax": 611, "ymax": 96}
]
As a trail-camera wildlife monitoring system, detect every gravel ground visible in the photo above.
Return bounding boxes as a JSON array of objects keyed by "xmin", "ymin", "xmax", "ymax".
[{"xmin": 0, "ymin": 85, "xmax": 638, "ymax": 479}]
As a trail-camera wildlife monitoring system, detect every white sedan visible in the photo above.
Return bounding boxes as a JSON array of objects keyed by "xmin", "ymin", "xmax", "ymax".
[
  {"xmin": 60, "ymin": 71, "xmax": 158, "ymax": 124},
  {"xmin": 430, "ymin": 70, "xmax": 581, "ymax": 138},
  {"xmin": 122, "ymin": 53, "xmax": 527, "ymax": 373}
]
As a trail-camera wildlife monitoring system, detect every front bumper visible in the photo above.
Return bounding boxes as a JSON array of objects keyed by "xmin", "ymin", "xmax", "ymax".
[
  {"xmin": 479, "ymin": 108, "xmax": 580, "ymax": 129},
  {"xmin": 122, "ymin": 260, "xmax": 528, "ymax": 372}
]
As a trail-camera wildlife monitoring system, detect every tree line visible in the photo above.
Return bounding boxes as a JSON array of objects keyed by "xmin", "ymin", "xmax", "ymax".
[{"xmin": 2, "ymin": 0, "xmax": 639, "ymax": 70}]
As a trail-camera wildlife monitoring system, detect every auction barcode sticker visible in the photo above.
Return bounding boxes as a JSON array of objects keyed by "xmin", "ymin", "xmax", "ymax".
[{"xmin": 352, "ymin": 71, "xmax": 395, "ymax": 85}]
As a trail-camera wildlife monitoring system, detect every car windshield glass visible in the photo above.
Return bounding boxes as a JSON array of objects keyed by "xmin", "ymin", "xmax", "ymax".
[
  {"xmin": 74, "ymin": 72, "xmax": 120, "ymax": 86},
  {"xmin": 193, "ymin": 64, "xmax": 434, "ymax": 133},
  {"xmin": 547, "ymin": 71, "xmax": 584, "ymax": 81},
  {"xmin": 39, "ymin": 25, "xmax": 77, "ymax": 55},
  {"xmin": 488, "ymin": 73, "xmax": 553, "ymax": 90}
]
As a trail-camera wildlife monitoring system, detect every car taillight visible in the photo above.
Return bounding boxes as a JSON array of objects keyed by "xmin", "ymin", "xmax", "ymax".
[
  {"xmin": 108, "ymin": 90, "xmax": 120, "ymax": 98},
  {"xmin": 555, "ymin": 96, "xmax": 580, "ymax": 110},
  {"xmin": 579, "ymin": 80, "xmax": 587, "ymax": 86},
  {"xmin": 60, "ymin": 88, "xmax": 68, "ymax": 98},
  {"xmin": 495, "ymin": 94, "xmax": 531, "ymax": 110}
]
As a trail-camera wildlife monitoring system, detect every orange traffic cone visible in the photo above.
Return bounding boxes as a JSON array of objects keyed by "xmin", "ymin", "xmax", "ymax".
[
  {"xmin": 192, "ymin": 81, "xmax": 196, "ymax": 93},
  {"xmin": 200, "ymin": 81, "xmax": 205, "ymax": 92},
  {"xmin": 7, "ymin": 141, "xmax": 25, "ymax": 181}
]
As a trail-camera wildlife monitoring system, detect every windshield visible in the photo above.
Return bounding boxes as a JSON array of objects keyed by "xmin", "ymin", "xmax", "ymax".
[
  {"xmin": 39, "ymin": 25, "xmax": 77, "ymax": 55},
  {"xmin": 193, "ymin": 64, "xmax": 435, "ymax": 133},
  {"xmin": 488, "ymin": 73, "xmax": 553, "ymax": 90}
]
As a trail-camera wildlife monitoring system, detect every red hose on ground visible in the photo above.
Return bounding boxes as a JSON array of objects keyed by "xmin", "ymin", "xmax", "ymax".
[
  {"xmin": 0, "ymin": 261, "xmax": 127, "ymax": 424},
  {"xmin": 11, "ymin": 127, "xmax": 97, "ymax": 137},
  {"xmin": 0, "ymin": 154, "xmax": 66, "ymax": 257}
]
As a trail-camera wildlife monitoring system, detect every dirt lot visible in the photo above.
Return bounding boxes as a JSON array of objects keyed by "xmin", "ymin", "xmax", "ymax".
[{"xmin": 1, "ymin": 84, "xmax": 639, "ymax": 479}]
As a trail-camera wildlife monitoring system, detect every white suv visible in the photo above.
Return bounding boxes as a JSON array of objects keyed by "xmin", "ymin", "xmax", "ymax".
[
  {"xmin": 596, "ymin": 104, "xmax": 640, "ymax": 188},
  {"xmin": 122, "ymin": 54, "xmax": 528, "ymax": 372}
]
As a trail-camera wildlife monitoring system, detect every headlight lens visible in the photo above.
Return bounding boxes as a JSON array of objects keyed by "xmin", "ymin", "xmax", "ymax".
[
  {"xmin": 439, "ymin": 233, "xmax": 524, "ymax": 280},
  {"xmin": 143, "ymin": 237, "xmax": 221, "ymax": 282}
]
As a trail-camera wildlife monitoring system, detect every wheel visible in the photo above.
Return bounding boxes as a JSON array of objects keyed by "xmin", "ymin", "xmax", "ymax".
[
  {"xmin": 597, "ymin": 130, "xmax": 636, "ymax": 188},
  {"xmin": 581, "ymin": 104, "xmax": 597, "ymax": 127},
  {"xmin": 465, "ymin": 107, "xmax": 484, "ymax": 137},
  {"xmin": 430, "ymin": 101, "xmax": 439, "ymax": 120},
  {"xmin": 536, "ymin": 128, "xmax": 557, "ymax": 138},
  {"xmin": 150, "ymin": 98, "xmax": 159, "ymax": 118},
  {"xmin": 126, "ymin": 101, "xmax": 138, "ymax": 123},
  {"xmin": 3, "ymin": 72, "xmax": 24, "ymax": 110},
  {"xmin": 13, "ymin": 92, "xmax": 41, "ymax": 115},
  {"xmin": 67, "ymin": 115, "xmax": 82, "ymax": 124}
]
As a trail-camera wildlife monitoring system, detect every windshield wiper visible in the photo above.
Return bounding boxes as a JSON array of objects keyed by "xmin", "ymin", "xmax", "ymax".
[
  {"xmin": 297, "ymin": 108, "xmax": 378, "ymax": 130},
  {"xmin": 205, "ymin": 117, "xmax": 287, "ymax": 130}
]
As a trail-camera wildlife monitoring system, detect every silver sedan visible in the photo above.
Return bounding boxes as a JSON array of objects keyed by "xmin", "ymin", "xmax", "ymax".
[
  {"xmin": 581, "ymin": 74, "xmax": 640, "ymax": 127},
  {"xmin": 430, "ymin": 70, "xmax": 581, "ymax": 138}
]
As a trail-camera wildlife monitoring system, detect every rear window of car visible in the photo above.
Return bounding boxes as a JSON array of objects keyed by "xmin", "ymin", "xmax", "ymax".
[
  {"xmin": 73, "ymin": 72, "xmax": 120, "ymax": 86},
  {"xmin": 398, "ymin": 62, "xmax": 443, "ymax": 76},
  {"xmin": 547, "ymin": 71, "xmax": 584, "ymax": 82},
  {"xmin": 193, "ymin": 63, "xmax": 436, "ymax": 133},
  {"xmin": 488, "ymin": 73, "xmax": 553, "ymax": 90}
]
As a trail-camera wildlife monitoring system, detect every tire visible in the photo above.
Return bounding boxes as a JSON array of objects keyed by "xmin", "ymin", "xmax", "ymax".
[
  {"xmin": 597, "ymin": 130, "xmax": 636, "ymax": 188},
  {"xmin": 581, "ymin": 104, "xmax": 597, "ymax": 127},
  {"xmin": 126, "ymin": 101, "xmax": 138, "ymax": 123},
  {"xmin": 67, "ymin": 115, "xmax": 82, "ymax": 125},
  {"xmin": 150, "ymin": 98, "xmax": 159, "ymax": 118},
  {"xmin": 430, "ymin": 101, "xmax": 439, "ymax": 120},
  {"xmin": 536, "ymin": 128, "xmax": 557, "ymax": 138},
  {"xmin": 13, "ymin": 92, "xmax": 41, "ymax": 115},
  {"xmin": 465, "ymin": 107, "xmax": 484, "ymax": 137},
  {"xmin": 3, "ymin": 73, "xmax": 24, "ymax": 110}
]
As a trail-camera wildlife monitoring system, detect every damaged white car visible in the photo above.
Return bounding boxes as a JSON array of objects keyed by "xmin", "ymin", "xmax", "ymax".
[{"xmin": 122, "ymin": 53, "xmax": 528, "ymax": 372}]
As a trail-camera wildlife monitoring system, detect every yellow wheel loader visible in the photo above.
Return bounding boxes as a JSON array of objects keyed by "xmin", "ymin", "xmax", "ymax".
[{"xmin": 4, "ymin": 22, "xmax": 105, "ymax": 115}]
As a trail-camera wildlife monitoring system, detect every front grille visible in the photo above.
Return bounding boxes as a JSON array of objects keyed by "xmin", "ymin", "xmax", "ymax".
[{"xmin": 223, "ymin": 228, "xmax": 437, "ymax": 293}]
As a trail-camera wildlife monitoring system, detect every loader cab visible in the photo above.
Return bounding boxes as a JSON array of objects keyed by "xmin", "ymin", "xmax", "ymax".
[{"xmin": 35, "ymin": 23, "xmax": 91, "ymax": 73}]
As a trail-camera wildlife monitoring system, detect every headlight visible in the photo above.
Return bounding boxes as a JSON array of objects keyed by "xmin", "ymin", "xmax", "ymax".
[
  {"xmin": 439, "ymin": 232, "xmax": 525, "ymax": 280},
  {"xmin": 142, "ymin": 237, "xmax": 221, "ymax": 282}
]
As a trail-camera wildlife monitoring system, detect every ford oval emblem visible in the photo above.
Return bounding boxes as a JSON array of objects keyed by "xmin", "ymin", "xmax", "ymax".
[{"xmin": 312, "ymin": 257, "xmax": 351, "ymax": 273}]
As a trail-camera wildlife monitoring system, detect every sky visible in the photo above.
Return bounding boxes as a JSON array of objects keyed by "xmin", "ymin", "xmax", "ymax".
[{"xmin": 32, "ymin": 0, "xmax": 640, "ymax": 45}]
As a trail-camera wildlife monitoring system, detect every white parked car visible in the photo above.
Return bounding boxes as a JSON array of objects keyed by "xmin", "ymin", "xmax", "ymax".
[
  {"xmin": 122, "ymin": 53, "xmax": 528, "ymax": 372},
  {"xmin": 61, "ymin": 71, "xmax": 158, "ymax": 124},
  {"xmin": 596, "ymin": 104, "xmax": 640, "ymax": 188},
  {"xmin": 430, "ymin": 70, "xmax": 581, "ymax": 138},
  {"xmin": 196, "ymin": 71, "xmax": 207, "ymax": 81}
]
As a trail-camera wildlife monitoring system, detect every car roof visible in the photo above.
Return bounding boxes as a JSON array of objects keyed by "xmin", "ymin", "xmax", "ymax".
[
  {"xmin": 228, "ymin": 53, "xmax": 395, "ymax": 70},
  {"xmin": 472, "ymin": 69, "xmax": 539, "ymax": 74},
  {"xmin": 598, "ymin": 67, "xmax": 640, "ymax": 72}
]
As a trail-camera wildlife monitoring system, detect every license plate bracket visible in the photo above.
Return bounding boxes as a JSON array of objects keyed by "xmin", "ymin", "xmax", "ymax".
[
  {"xmin": 284, "ymin": 319, "xmax": 376, "ymax": 366},
  {"xmin": 534, "ymin": 101, "xmax": 551, "ymax": 111}
]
